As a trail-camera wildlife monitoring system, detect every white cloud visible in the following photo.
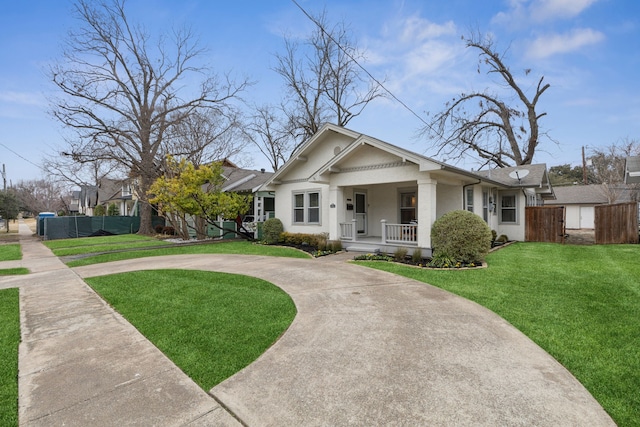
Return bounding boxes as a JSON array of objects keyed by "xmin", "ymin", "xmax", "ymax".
[
  {"xmin": 493, "ymin": 0, "xmax": 601, "ymax": 25},
  {"xmin": 0, "ymin": 91, "xmax": 46, "ymax": 107},
  {"xmin": 532, "ymin": 0, "xmax": 600, "ymax": 21},
  {"xmin": 527, "ymin": 28, "xmax": 605, "ymax": 59}
]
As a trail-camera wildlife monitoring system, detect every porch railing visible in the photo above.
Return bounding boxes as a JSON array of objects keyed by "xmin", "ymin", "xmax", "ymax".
[
  {"xmin": 340, "ymin": 221, "xmax": 355, "ymax": 241},
  {"xmin": 339, "ymin": 219, "xmax": 417, "ymax": 245},
  {"xmin": 382, "ymin": 220, "xmax": 418, "ymax": 244}
]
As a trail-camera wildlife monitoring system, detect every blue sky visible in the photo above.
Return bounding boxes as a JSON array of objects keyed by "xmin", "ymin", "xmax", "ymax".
[{"xmin": 1, "ymin": 0, "xmax": 639, "ymax": 183}]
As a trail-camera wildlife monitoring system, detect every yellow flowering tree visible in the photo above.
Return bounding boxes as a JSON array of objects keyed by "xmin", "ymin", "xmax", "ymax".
[{"xmin": 149, "ymin": 157, "xmax": 252, "ymax": 240}]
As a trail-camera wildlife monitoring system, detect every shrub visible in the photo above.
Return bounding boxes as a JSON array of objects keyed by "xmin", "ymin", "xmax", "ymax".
[
  {"xmin": 162, "ymin": 226, "xmax": 176, "ymax": 236},
  {"xmin": 353, "ymin": 253, "xmax": 393, "ymax": 261},
  {"xmin": 263, "ymin": 218, "xmax": 283, "ymax": 244},
  {"xmin": 411, "ymin": 248, "xmax": 423, "ymax": 264},
  {"xmin": 393, "ymin": 247, "xmax": 408, "ymax": 262},
  {"xmin": 280, "ymin": 232, "xmax": 324, "ymax": 247},
  {"xmin": 93, "ymin": 205, "xmax": 106, "ymax": 216},
  {"xmin": 431, "ymin": 210, "xmax": 492, "ymax": 263},
  {"xmin": 329, "ymin": 240, "xmax": 342, "ymax": 252},
  {"xmin": 496, "ymin": 234, "xmax": 509, "ymax": 243},
  {"xmin": 107, "ymin": 203, "xmax": 120, "ymax": 216},
  {"xmin": 427, "ymin": 253, "xmax": 458, "ymax": 268},
  {"xmin": 154, "ymin": 224, "xmax": 165, "ymax": 234}
]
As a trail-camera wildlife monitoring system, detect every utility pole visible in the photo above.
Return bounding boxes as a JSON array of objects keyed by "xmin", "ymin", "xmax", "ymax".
[{"xmin": 582, "ymin": 146, "xmax": 588, "ymax": 185}]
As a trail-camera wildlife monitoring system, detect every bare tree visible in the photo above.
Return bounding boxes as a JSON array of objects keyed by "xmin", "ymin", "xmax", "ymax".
[
  {"xmin": 49, "ymin": 0, "xmax": 249, "ymax": 234},
  {"xmin": 244, "ymin": 104, "xmax": 292, "ymax": 171},
  {"xmin": 43, "ymin": 152, "xmax": 121, "ymax": 187},
  {"xmin": 273, "ymin": 10, "xmax": 384, "ymax": 152},
  {"xmin": 423, "ymin": 32, "xmax": 551, "ymax": 168},
  {"xmin": 589, "ymin": 139, "xmax": 640, "ymax": 203},
  {"xmin": 162, "ymin": 109, "xmax": 246, "ymax": 167},
  {"xmin": 14, "ymin": 180, "xmax": 69, "ymax": 215}
]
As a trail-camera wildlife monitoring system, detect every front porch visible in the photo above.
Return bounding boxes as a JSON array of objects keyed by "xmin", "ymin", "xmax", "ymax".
[{"xmin": 339, "ymin": 220, "xmax": 430, "ymax": 256}]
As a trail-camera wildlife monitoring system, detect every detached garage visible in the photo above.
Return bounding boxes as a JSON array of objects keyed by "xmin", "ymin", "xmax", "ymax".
[{"xmin": 546, "ymin": 185, "xmax": 608, "ymax": 229}]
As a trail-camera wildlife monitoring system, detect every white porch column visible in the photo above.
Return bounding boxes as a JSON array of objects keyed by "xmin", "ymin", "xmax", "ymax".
[
  {"xmin": 380, "ymin": 219, "xmax": 387, "ymax": 243},
  {"xmin": 328, "ymin": 186, "xmax": 343, "ymax": 241},
  {"xmin": 417, "ymin": 178, "xmax": 437, "ymax": 248}
]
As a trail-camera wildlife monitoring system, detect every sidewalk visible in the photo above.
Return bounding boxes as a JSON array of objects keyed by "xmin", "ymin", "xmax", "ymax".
[
  {"xmin": 9, "ymin": 222, "xmax": 238, "ymax": 426},
  {"xmin": 2, "ymin": 221, "xmax": 615, "ymax": 426}
]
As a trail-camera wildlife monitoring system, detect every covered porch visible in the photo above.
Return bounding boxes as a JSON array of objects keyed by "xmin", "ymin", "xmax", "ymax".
[{"xmin": 339, "ymin": 219, "xmax": 422, "ymax": 254}]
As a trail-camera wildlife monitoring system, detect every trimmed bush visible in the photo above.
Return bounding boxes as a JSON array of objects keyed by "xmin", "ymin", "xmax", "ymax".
[
  {"xmin": 263, "ymin": 218, "xmax": 284, "ymax": 244},
  {"xmin": 431, "ymin": 210, "xmax": 492, "ymax": 263}
]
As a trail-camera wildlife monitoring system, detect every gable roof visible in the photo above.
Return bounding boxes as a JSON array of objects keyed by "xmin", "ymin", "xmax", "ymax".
[
  {"xmin": 545, "ymin": 184, "xmax": 609, "ymax": 205},
  {"xmin": 261, "ymin": 124, "xmax": 556, "ymax": 198},
  {"xmin": 221, "ymin": 166, "xmax": 273, "ymax": 193},
  {"xmin": 476, "ymin": 164, "xmax": 555, "ymax": 199},
  {"xmin": 625, "ymin": 156, "xmax": 640, "ymax": 184}
]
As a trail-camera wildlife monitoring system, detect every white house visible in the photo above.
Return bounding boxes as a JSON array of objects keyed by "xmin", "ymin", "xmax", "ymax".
[
  {"xmin": 260, "ymin": 124, "xmax": 555, "ymax": 255},
  {"xmin": 545, "ymin": 185, "xmax": 609, "ymax": 229}
]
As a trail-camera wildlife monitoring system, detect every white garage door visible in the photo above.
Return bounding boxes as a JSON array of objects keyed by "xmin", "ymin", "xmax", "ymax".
[{"xmin": 579, "ymin": 206, "xmax": 595, "ymax": 229}]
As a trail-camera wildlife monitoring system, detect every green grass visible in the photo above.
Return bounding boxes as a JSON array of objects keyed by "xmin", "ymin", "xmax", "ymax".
[
  {"xmin": 0, "ymin": 288, "xmax": 20, "ymax": 426},
  {"xmin": 0, "ymin": 245, "xmax": 21, "ymax": 261},
  {"xmin": 0, "ymin": 268, "xmax": 29, "ymax": 276},
  {"xmin": 357, "ymin": 242, "xmax": 640, "ymax": 426},
  {"xmin": 43, "ymin": 234, "xmax": 170, "ymax": 256},
  {"xmin": 66, "ymin": 240, "xmax": 310, "ymax": 267},
  {"xmin": 87, "ymin": 270, "xmax": 296, "ymax": 390},
  {"xmin": 43, "ymin": 234, "xmax": 160, "ymax": 250}
]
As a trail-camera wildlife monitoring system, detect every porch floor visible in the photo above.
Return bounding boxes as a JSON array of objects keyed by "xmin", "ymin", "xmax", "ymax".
[{"xmin": 341, "ymin": 236, "xmax": 429, "ymax": 257}]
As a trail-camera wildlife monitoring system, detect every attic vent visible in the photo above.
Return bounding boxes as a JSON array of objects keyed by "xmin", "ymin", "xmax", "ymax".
[{"xmin": 334, "ymin": 146, "xmax": 341, "ymax": 155}]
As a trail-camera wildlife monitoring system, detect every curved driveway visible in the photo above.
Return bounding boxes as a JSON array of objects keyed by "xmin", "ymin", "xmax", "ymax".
[{"xmin": 72, "ymin": 253, "xmax": 614, "ymax": 426}]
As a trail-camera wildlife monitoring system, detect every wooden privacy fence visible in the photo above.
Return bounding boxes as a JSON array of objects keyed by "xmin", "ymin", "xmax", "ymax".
[
  {"xmin": 525, "ymin": 206, "xmax": 566, "ymax": 243},
  {"xmin": 595, "ymin": 202, "xmax": 639, "ymax": 244}
]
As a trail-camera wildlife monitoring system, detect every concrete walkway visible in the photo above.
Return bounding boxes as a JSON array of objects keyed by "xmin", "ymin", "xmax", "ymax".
[{"xmin": 1, "ymin": 221, "xmax": 615, "ymax": 426}]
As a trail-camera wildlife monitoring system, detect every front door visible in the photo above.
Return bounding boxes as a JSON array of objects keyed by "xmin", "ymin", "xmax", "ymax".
[{"xmin": 355, "ymin": 192, "xmax": 367, "ymax": 235}]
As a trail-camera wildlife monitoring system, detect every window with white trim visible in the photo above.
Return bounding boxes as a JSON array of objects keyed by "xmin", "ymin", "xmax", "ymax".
[
  {"xmin": 292, "ymin": 191, "xmax": 321, "ymax": 224},
  {"xmin": 465, "ymin": 187, "xmax": 474, "ymax": 213},
  {"xmin": 500, "ymin": 193, "xmax": 517, "ymax": 223}
]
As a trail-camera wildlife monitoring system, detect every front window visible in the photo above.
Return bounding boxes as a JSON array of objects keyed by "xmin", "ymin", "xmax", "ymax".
[
  {"xmin": 293, "ymin": 193, "xmax": 304, "ymax": 223},
  {"xmin": 466, "ymin": 188, "xmax": 474, "ymax": 213},
  {"xmin": 500, "ymin": 193, "xmax": 517, "ymax": 223},
  {"xmin": 400, "ymin": 192, "xmax": 416, "ymax": 223},
  {"xmin": 293, "ymin": 191, "xmax": 321, "ymax": 224},
  {"xmin": 482, "ymin": 190, "xmax": 489, "ymax": 222}
]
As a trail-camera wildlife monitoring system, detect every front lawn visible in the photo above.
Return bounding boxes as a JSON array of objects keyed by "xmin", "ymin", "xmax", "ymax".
[
  {"xmin": 66, "ymin": 240, "xmax": 310, "ymax": 267},
  {"xmin": 357, "ymin": 242, "xmax": 639, "ymax": 426},
  {"xmin": 0, "ymin": 244, "xmax": 21, "ymax": 261},
  {"xmin": 86, "ymin": 269, "xmax": 296, "ymax": 390},
  {"xmin": 0, "ymin": 288, "xmax": 20, "ymax": 426},
  {"xmin": 43, "ymin": 234, "xmax": 170, "ymax": 256}
]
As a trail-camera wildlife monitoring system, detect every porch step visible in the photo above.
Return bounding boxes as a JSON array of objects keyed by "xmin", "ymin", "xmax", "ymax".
[{"xmin": 344, "ymin": 245, "xmax": 381, "ymax": 253}]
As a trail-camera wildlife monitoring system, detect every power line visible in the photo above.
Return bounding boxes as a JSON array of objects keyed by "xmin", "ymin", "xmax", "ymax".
[
  {"xmin": 289, "ymin": 0, "xmax": 431, "ymax": 129},
  {"xmin": 0, "ymin": 142, "xmax": 49, "ymax": 173}
]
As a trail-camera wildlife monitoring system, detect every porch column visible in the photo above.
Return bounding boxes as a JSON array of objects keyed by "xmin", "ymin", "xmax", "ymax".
[
  {"xmin": 328, "ymin": 186, "xmax": 343, "ymax": 241},
  {"xmin": 417, "ymin": 178, "xmax": 437, "ymax": 248}
]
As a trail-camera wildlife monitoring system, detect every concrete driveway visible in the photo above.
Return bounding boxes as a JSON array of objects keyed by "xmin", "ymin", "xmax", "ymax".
[{"xmin": 4, "ymin": 222, "xmax": 615, "ymax": 426}]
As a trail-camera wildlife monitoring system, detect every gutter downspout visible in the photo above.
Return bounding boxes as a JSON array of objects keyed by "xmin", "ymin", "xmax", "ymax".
[{"xmin": 462, "ymin": 180, "xmax": 482, "ymax": 210}]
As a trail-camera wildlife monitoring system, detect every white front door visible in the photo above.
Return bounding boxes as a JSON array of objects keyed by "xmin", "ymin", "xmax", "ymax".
[{"xmin": 355, "ymin": 192, "xmax": 367, "ymax": 235}]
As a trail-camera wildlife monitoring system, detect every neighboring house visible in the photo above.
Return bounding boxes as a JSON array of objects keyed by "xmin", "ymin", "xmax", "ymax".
[
  {"xmin": 72, "ymin": 178, "xmax": 137, "ymax": 216},
  {"xmin": 624, "ymin": 156, "xmax": 640, "ymax": 184},
  {"xmin": 545, "ymin": 185, "xmax": 609, "ymax": 229},
  {"xmin": 259, "ymin": 124, "xmax": 555, "ymax": 255},
  {"xmin": 99, "ymin": 178, "xmax": 138, "ymax": 216},
  {"xmin": 220, "ymin": 165, "xmax": 274, "ymax": 222}
]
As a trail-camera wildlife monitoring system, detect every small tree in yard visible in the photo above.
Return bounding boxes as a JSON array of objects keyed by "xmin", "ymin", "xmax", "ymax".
[
  {"xmin": 107, "ymin": 203, "xmax": 120, "ymax": 216},
  {"xmin": 149, "ymin": 157, "xmax": 252, "ymax": 240},
  {"xmin": 93, "ymin": 205, "xmax": 106, "ymax": 216},
  {"xmin": 430, "ymin": 210, "xmax": 492, "ymax": 265}
]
